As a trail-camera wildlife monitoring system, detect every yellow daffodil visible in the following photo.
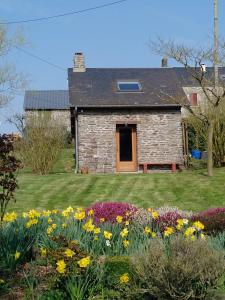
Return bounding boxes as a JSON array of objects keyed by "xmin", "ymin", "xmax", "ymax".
[
  {"xmin": 147, "ymin": 208, "xmax": 153, "ymax": 213},
  {"xmin": 62, "ymin": 206, "xmax": 74, "ymax": 217},
  {"xmin": 120, "ymin": 273, "xmax": 129, "ymax": 284},
  {"xmin": 47, "ymin": 218, "xmax": 53, "ymax": 224},
  {"xmin": 184, "ymin": 227, "xmax": 196, "ymax": 238},
  {"xmin": 176, "ymin": 219, "xmax": 189, "ymax": 230},
  {"xmin": 144, "ymin": 226, "xmax": 151, "ymax": 234},
  {"xmin": 193, "ymin": 221, "xmax": 204, "ymax": 231},
  {"xmin": 3, "ymin": 212, "xmax": 17, "ymax": 223},
  {"xmin": 120, "ymin": 228, "xmax": 129, "ymax": 238},
  {"xmin": 51, "ymin": 209, "xmax": 58, "ymax": 215},
  {"xmin": 94, "ymin": 227, "xmax": 101, "ymax": 234},
  {"xmin": 151, "ymin": 232, "xmax": 157, "ymax": 238},
  {"xmin": 83, "ymin": 219, "xmax": 95, "ymax": 232},
  {"xmin": 56, "ymin": 259, "xmax": 66, "ymax": 274},
  {"xmin": 164, "ymin": 227, "xmax": 174, "ymax": 237},
  {"xmin": 42, "ymin": 210, "xmax": 51, "ymax": 217},
  {"xmin": 94, "ymin": 235, "xmax": 99, "ymax": 241},
  {"xmin": 125, "ymin": 220, "xmax": 129, "ymax": 226},
  {"xmin": 200, "ymin": 233, "xmax": 206, "ymax": 240},
  {"xmin": 100, "ymin": 218, "xmax": 105, "ymax": 223},
  {"xmin": 40, "ymin": 247, "xmax": 47, "ymax": 257},
  {"xmin": 190, "ymin": 235, "xmax": 196, "ymax": 241},
  {"xmin": 152, "ymin": 211, "xmax": 159, "ymax": 219},
  {"xmin": 123, "ymin": 240, "xmax": 129, "ymax": 248},
  {"xmin": 27, "ymin": 209, "xmax": 40, "ymax": 219},
  {"xmin": 104, "ymin": 231, "xmax": 112, "ymax": 239},
  {"xmin": 62, "ymin": 223, "xmax": 67, "ymax": 228},
  {"xmin": 51, "ymin": 223, "xmax": 57, "ymax": 230},
  {"xmin": 74, "ymin": 211, "xmax": 85, "ymax": 221},
  {"xmin": 88, "ymin": 209, "xmax": 94, "ymax": 216},
  {"xmin": 77, "ymin": 256, "xmax": 90, "ymax": 268},
  {"xmin": 26, "ymin": 218, "xmax": 38, "ymax": 228},
  {"xmin": 64, "ymin": 248, "xmax": 75, "ymax": 258},
  {"xmin": 47, "ymin": 226, "xmax": 53, "ymax": 235},
  {"xmin": 116, "ymin": 215, "xmax": 123, "ymax": 223},
  {"xmin": 22, "ymin": 212, "xmax": 28, "ymax": 218},
  {"xmin": 15, "ymin": 251, "xmax": 21, "ymax": 260},
  {"xmin": 76, "ymin": 207, "xmax": 84, "ymax": 212}
]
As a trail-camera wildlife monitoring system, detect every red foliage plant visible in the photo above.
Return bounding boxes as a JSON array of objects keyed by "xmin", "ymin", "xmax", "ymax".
[
  {"xmin": 195, "ymin": 207, "xmax": 225, "ymax": 217},
  {"xmin": 192, "ymin": 207, "xmax": 225, "ymax": 235},
  {"xmin": 86, "ymin": 201, "xmax": 138, "ymax": 223},
  {"xmin": 0, "ymin": 134, "xmax": 22, "ymax": 221},
  {"xmin": 156, "ymin": 211, "xmax": 184, "ymax": 232}
]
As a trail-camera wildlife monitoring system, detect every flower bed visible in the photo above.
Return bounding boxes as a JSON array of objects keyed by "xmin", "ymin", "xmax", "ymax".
[{"xmin": 0, "ymin": 203, "xmax": 225, "ymax": 299}]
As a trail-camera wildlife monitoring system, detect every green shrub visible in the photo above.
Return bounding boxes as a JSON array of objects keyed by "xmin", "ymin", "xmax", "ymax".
[
  {"xmin": 103, "ymin": 256, "xmax": 132, "ymax": 285},
  {"xmin": 132, "ymin": 237, "xmax": 225, "ymax": 300}
]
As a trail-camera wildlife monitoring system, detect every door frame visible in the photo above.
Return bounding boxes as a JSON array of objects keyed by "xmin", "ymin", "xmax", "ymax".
[{"xmin": 116, "ymin": 124, "xmax": 137, "ymax": 172}]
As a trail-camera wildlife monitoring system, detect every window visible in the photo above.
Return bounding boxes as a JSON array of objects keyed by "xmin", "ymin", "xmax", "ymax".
[
  {"xmin": 189, "ymin": 93, "xmax": 198, "ymax": 106},
  {"xmin": 117, "ymin": 81, "xmax": 142, "ymax": 92}
]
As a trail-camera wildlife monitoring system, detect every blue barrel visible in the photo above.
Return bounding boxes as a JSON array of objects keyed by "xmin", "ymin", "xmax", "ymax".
[{"xmin": 191, "ymin": 150, "xmax": 202, "ymax": 159}]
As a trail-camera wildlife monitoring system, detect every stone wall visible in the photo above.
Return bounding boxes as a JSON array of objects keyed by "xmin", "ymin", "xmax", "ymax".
[
  {"xmin": 25, "ymin": 110, "xmax": 71, "ymax": 131},
  {"xmin": 77, "ymin": 109, "xmax": 184, "ymax": 173}
]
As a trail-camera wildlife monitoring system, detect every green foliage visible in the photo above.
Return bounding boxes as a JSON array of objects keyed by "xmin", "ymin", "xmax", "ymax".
[
  {"xmin": 210, "ymin": 232, "xmax": 225, "ymax": 252},
  {"xmin": 39, "ymin": 289, "xmax": 66, "ymax": 300},
  {"xmin": 187, "ymin": 112, "xmax": 225, "ymax": 167},
  {"xmin": 103, "ymin": 256, "xmax": 132, "ymax": 286},
  {"xmin": 132, "ymin": 237, "xmax": 225, "ymax": 300}
]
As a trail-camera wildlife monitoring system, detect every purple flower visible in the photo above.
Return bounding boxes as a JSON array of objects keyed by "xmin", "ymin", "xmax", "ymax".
[{"xmin": 86, "ymin": 201, "xmax": 138, "ymax": 224}]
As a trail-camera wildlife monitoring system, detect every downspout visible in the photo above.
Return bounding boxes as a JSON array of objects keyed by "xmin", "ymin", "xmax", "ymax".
[{"xmin": 75, "ymin": 107, "xmax": 79, "ymax": 173}]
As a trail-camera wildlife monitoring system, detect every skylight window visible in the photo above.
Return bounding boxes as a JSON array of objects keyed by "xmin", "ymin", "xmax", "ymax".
[{"xmin": 117, "ymin": 81, "xmax": 142, "ymax": 92}]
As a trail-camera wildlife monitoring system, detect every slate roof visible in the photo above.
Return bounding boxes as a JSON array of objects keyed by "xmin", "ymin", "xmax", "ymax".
[
  {"xmin": 174, "ymin": 67, "xmax": 225, "ymax": 86},
  {"xmin": 24, "ymin": 90, "xmax": 69, "ymax": 110},
  {"xmin": 68, "ymin": 68, "xmax": 185, "ymax": 108}
]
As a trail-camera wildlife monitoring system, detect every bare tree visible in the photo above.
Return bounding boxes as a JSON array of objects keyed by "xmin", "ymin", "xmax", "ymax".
[
  {"xmin": 6, "ymin": 113, "xmax": 25, "ymax": 135},
  {"xmin": 0, "ymin": 25, "xmax": 26, "ymax": 108},
  {"xmin": 151, "ymin": 38, "xmax": 225, "ymax": 176}
]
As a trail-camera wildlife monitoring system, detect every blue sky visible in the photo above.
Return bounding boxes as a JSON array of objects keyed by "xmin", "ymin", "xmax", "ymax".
[{"xmin": 0, "ymin": 0, "xmax": 225, "ymax": 132}]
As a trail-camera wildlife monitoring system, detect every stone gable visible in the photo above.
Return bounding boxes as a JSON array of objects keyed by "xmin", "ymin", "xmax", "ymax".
[{"xmin": 77, "ymin": 109, "xmax": 184, "ymax": 173}]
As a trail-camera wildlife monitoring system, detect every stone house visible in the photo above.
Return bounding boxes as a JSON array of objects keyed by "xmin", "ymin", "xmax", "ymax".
[
  {"xmin": 68, "ymin": 53, "xmax": 186, "ymax": 173},
  {"xmin": 24, "ymin": 90, "xmax": 70, "ymax": 130},
  {"xmin": 24, "ymin": 55, "xmax": 225, "ymax": 173}
]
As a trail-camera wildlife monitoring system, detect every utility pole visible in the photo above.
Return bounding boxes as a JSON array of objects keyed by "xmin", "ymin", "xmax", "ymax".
[{"xmin": 214, "ymin": 0, "xmax": 219, "ymax": 88}]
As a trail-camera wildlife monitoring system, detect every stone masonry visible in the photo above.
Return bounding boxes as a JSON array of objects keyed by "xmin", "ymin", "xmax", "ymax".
[
  {"xmin": 77, "ymin": 109, "xmax": 184, "ymax": 173},
  {"xmin": 25, "ymin": 110, "xmax": 71, "ymax": 131}
]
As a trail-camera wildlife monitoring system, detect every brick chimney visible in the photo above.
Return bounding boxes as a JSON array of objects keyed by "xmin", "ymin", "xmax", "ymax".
[
  {"xmin": 73, "ymin": 52, "xmax": 86, "ymax": 72},
  {"xmin": 161, "ymin": 57, "xmax": 168, "ymax": 68}
]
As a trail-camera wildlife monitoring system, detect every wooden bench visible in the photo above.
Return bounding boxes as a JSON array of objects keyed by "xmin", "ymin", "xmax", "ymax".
[{"xmin": 139, "ymin": 163, "xmax": 177, "ymax": 173}]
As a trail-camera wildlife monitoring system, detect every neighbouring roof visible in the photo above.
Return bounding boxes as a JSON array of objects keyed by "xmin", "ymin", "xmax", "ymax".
[
  {"xmin": 24, "ymin": 90, "xmax": 69, "ymax": 110},
  {"xmin": 174, "ymin": 67, "xmax": 225, "ymax": 86},
  {"xmin": 68, "ymin": 68, "xmax": 185, "ymax": 108}
]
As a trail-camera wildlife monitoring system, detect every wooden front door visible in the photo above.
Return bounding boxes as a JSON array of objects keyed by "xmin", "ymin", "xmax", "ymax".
[{"xmin": 116, "ymin": 125, "xmax": 137, "ymax": 172}]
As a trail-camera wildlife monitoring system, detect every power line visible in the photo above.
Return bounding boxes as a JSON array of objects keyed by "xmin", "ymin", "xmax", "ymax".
[
  {"xmin": 0, "ymin": 0, "xmax": 129, "ymax": 25},
  {"xmin": 15, "ymin": 46, "xmax": 66, "ymax": 72}
]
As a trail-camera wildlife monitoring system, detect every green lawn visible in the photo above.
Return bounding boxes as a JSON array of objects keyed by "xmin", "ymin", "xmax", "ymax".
[{"xmin": 11, "ymin": 154, "xmax": 225, "ymax": 213}]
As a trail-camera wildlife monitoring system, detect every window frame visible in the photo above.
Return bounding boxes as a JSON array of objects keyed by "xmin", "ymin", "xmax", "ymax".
[
  {"xmin": 189, "ymin": 92, "xmax": 198, "ymax": 107},
  {"xmin": 117, "ymin": 81, "xmax": 142, "ymax": 92}
]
